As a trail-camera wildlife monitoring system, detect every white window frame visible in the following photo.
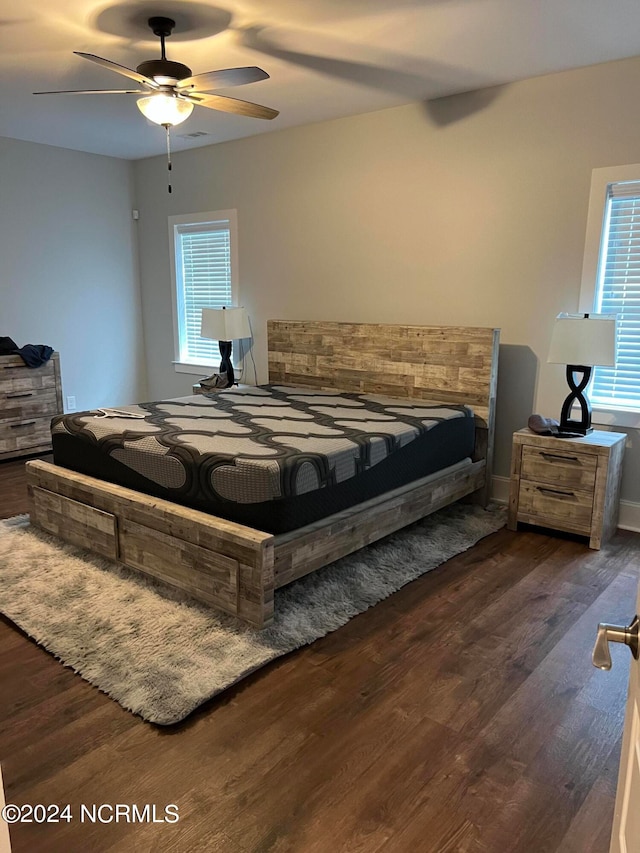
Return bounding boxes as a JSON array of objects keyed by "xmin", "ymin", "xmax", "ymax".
[
  {"xmin": 580, "ymin": 164, "xmax": 640, "ymax": 428},
  {"xmin": 168, "ymin": 209, "xmax": 239, "ymax": 375}
]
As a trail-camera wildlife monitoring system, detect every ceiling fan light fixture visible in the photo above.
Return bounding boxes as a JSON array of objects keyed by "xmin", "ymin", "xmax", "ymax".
[{"xmin": 136, "ymin": 93, "xmax": 193, "ymax": 126}]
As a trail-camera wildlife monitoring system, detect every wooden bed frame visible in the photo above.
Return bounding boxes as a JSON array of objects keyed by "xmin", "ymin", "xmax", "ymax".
[{"xmin": 25, "ymin": 321, "xmax": 500, "ymax": 629}]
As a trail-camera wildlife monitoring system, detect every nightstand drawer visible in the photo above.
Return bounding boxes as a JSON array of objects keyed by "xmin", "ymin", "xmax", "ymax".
[
  {"xmin": 517, "ymin": 480, "xmax": 593, "ymax": 534},
  {"xmin": 520, "ymin": 445, "xmax": 597, "ymax": 491}
]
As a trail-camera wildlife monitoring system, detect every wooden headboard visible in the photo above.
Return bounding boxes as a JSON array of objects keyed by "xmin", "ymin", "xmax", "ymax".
[
  {"xmin": 267, "ymin": 320, "xmax": 500, "ymax": 498},
  {"xmin": 267, "ymin": 320, "xmax": 499, "ymax": 426}
]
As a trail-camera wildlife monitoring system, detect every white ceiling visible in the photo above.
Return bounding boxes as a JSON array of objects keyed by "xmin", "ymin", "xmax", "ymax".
[{"xmin": 3, "ymin": 0, "xmax": 640, "ymax": 160}]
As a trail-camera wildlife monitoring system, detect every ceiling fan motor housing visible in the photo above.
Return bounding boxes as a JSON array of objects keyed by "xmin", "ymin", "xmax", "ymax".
[
  {"xmin": 137, "ymin": 58, "xmax": 192, "ymax": 83},
  {"xmin": 148, "ymin": 16, "xmax": 175, "ymax": 37},
  {"xmin": 140, "ymin": 17, "xmax": 191, "ymax": 83}
]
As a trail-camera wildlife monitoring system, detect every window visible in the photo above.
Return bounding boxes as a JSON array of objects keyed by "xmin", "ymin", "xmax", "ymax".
[
  {"xmin": 580, "ymin": 165, "xmax": 640, "ymax": 424},
  {"xmin": 168, "ymin": 210, "xmax": 239, "ymax": 373}
]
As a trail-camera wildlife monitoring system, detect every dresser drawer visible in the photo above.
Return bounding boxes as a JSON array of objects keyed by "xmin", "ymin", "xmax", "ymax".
[
  {"xmin": 0, "ymin": 360, "xmax": 56, "ymax": 394},
  {"xmin": 517, "ymin": 479, "xmax": 593, "ymax": 534},
  {"xmin": 0, "ymin": 416, "xmax": 53, "ymax": 455},
  {"xmin": 0, "ymin": 389, "xmax": 60, "ymax": 423},
  {"xmin": 520, "ymin": 445, "xmax": 597, "ymax": 491}
]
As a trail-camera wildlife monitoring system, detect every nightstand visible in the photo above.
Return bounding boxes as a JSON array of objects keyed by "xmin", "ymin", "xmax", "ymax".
[{"xmin": 508, "ymin": 428, "xmax": 626, "ymax": 549}]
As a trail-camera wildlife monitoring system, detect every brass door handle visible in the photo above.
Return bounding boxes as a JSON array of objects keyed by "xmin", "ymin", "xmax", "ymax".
[{"xmin": 592, "ymin": 616, "xmax": 639, "ymax": 670}]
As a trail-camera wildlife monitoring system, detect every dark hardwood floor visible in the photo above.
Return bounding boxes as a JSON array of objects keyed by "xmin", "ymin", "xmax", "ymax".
[{"xmin": 0, "ymin": 455, "xmax": 638, "ymax": 852}]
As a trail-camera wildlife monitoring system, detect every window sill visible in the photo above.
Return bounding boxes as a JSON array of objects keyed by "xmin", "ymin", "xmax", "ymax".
[
  {"xmin": 173, "ymin": 362, "xmax": 217, "ymax": 376},
  {"xmin": 592, "ymin": 406, "xmax": 640, "ymax": 429}
]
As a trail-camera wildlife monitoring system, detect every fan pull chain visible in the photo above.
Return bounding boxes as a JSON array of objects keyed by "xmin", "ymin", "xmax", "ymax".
[{"xmin": 164, "ymin": 123, "xmax": 172, "ymax": 194}]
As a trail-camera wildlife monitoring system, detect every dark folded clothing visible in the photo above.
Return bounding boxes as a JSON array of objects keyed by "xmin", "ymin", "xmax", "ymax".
[
  {"xmin": 15, "ymin": 344, "xmax": 53, "ymax": 368},
  {"xmin": 0, "ymin": 336, "xmax": 18, "ymax": 355},
  {"xmin": 0, "ymin": 338, "xmax": 53, "ymax": 367}
]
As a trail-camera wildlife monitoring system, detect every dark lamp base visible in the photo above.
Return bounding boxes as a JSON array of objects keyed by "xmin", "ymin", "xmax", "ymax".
[
  {"xmin": 559, "ymin": 363, "xmax": 593, "ymax": 436},
  {"xmin": 558, "ymin": 426, "xmax": 593, "ymax": 437},
  {"xmin": 219, "ymin": 340, "xmax": 235, "ymax": 387}
]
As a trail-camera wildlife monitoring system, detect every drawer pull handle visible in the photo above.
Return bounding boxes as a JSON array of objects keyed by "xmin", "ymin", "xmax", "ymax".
[
  {"xmin": 536, "ymin": 486, "xmax": 576, "ymax": 498},
  {"xmin": 540, "ymin": 452, "xmax": 580, "ymax": 463},
  {"xmin": 6, "ymin": 392, "xmax": 34, "ymax": 399},
  {"xmin": 9, "ymin": 420, "xmax": 36, "ymax": 429}
]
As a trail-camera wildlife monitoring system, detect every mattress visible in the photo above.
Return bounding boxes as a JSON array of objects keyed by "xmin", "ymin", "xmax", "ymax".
[{"xmin": 51, "ymin": 385, "xmax": 476, "ymax": 534}]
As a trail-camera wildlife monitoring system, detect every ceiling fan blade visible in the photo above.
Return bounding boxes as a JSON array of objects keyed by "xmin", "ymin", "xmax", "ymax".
[
  {"xmin": 176, "ymin": 66, "xmax": 269, "ymax": 92},
  {"xmin": 33, "ymin": 89, "xmax": 147, "ymax": 95},
  {"xmin": 187, "ymin": 92, "xmax": 279, "ymax": 120},
  {"xmin": 74, "ymin": 52, "xmax": 157, "ymax": 89}
]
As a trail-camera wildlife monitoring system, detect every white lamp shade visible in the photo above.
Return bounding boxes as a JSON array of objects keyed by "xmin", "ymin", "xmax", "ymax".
[
  {"xmin": 136, "ymin": 94, "xmax": 194, "ymax": 126},
  {"xmin": 547, "ymin": 313, "xmax": 617, "ymax": 367},
  {"xmin": 201, "ymin": 307, "xmax": 251, "ymax": 341}
]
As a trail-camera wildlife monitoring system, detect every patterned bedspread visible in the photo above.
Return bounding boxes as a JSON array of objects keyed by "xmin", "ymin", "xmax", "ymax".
[{"xmin": 51, "ymin": 385, "xmax": 473, "ymax": 506}]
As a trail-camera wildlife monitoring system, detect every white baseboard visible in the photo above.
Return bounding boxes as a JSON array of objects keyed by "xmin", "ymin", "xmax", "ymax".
[
  {"xmin": 491, "ymin": 475, "xmax": 510, "ymax": 506},
  {"xmin": 618, "ymin": 500, "xmax": 640, "ymax": 534},
  {"xmin": 490, "ymin": 475, "xmax": 640, "ymax": 534}
]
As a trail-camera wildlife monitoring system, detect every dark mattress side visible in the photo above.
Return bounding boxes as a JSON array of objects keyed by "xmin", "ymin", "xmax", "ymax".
[{"xmin": 52, "ymin": 416, "xmax": 475, "ymax": 534}]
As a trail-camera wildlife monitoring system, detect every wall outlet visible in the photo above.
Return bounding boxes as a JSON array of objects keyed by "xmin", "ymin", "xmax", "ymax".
[{"xmin": 66, "ymin": 395, "xmax": 77, "ymax": 412}]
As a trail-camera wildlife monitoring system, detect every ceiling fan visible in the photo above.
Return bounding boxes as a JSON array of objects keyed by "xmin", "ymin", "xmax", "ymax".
[{"xmin": 34, "ymin": 16, "xmax": 279, "ymax": 128}]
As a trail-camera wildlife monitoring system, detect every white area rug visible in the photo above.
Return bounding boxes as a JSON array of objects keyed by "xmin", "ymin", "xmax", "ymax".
[{"xmin": 0, "ymin": 505, "xmax": 505, "ymax": 725}]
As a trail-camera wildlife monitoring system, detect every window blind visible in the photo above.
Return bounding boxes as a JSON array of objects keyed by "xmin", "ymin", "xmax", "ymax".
[
  {"xmin": 176, "ymin": 222, "xmax": 232, "ymax": 364},
  {"xmin": 592, "ymin": 180, "xmax": 640, "ymax": 409}
]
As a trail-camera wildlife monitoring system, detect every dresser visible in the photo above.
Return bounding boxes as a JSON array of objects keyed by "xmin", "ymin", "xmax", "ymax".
[
  {"xmin": 508, "ymin": 428, "xmax": 626, "ymax": 550},
  {"xmin": 0, "ymin": 353, "xmax": 63, "ymax": 460}
]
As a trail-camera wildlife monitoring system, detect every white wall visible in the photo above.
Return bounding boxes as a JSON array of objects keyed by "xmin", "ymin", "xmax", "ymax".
[
  {"xmin": 133, "ymin": 53, "xmax": 640, "ymax": 504},
  {"xmin": 0, "ymin": 136, "xmax": 147, "ymax": 410}
]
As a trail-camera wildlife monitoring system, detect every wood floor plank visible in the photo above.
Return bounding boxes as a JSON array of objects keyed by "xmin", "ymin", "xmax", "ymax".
[
  {"xmin": 0, "ymin": 457, "xmax": 637, "ymax": 852},
  {"xmin": 0, "ymin": 454, "xmax": 51, "ymax": 518},
  {"xmin": 555, "ymin": 749, "xmax": 621, "ymax": 853}
]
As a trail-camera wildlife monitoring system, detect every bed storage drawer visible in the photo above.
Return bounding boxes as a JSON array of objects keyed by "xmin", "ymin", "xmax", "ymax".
[
  {"xmin": 117, "ymin": 518, "xmax": 239, "ymax": 612},
  {"xmin": 517, "ymin": 479, "xmax": 594, "ymax": 534},
  {"xmin": 29, "ymin": 486, "xmax": 119, "ymax": 560},
  {"xmin": 520, "ymin": 445, "xmax": 597, "ymax": 491}
]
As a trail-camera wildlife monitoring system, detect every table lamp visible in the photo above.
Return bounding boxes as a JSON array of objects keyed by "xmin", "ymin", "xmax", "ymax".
[
  {"xmin": 547, "ymin": 312, "xmax": 617, "ymax": 435},
  {"xmin": 200, "ymin": 306, "xmax": 251, "ymax": 387}
]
